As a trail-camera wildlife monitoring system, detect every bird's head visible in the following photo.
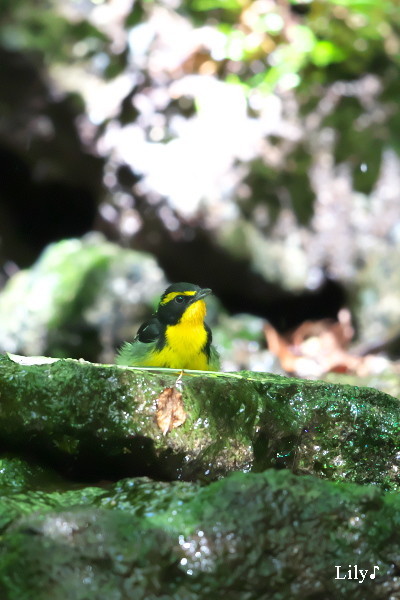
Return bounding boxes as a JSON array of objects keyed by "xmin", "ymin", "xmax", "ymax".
[{"xmin": 156, "ymin": 282, "xmax": 212, "ymax": 325}]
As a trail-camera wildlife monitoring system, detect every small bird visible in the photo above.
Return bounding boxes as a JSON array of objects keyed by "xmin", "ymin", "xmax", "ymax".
[{"xmin": 116, "ymin": 282, "xmax": 220, "ymax": 371}]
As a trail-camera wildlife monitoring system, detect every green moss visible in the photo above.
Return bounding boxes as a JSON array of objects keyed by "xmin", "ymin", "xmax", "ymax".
[
  {"xmin": 0, "ymin": 456, "xmax": 64, "ymax": 493},
  {"xmin": 0, "ymin": 354, "xmax": 399, "ymax": 488},
  {"xmin": 1, "ymin": 470, "xmax": 400, "ymax": 599}
]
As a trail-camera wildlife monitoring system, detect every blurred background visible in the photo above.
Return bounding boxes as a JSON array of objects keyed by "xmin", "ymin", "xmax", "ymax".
[{"xmin": 1, "ymin": 0, "xmax": 400, "ymax": 391}]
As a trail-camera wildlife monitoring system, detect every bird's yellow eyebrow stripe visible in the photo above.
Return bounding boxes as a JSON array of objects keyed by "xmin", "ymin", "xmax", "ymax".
[{"xmin": 160, "ymin": 291, "xmax": 196, "ymax": 305}]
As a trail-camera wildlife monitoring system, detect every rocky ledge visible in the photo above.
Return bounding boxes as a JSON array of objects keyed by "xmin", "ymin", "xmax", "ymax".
[{"xmin": 0, "ymin": 353, "xmax": 399, "ymax": 599}]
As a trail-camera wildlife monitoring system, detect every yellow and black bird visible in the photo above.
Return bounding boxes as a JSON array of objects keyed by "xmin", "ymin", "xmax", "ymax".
[{"xmin": 116, "ymin": 282, "xmax": 220, "ymax": 371}]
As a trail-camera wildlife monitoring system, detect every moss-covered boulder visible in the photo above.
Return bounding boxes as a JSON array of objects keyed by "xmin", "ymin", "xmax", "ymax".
[
  {"xmin": 0, "ymin": 353, "xmax": 399, "ymax": 488},
  {"xmin": 0, "ymin": 235, "xmax": 166, "ymax": 361},
  {"xmin": 1, "ymin": 469, "xmax": 400, "ymax": 599}
]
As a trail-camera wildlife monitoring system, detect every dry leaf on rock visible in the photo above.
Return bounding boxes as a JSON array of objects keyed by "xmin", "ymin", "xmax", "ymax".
[{"xmin": 156, "ymin": 387, "xmax": 187, "ymax": 435}]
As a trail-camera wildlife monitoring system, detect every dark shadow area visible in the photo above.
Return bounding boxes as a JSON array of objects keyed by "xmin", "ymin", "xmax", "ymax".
[
  {"xmin": 0, "ymin": 48, "xmax": 104, "ymax": 267},
  {"xmin": 0, "ymin": 435, "xmax": 189, "ymax": 484},
  {"xmin": 0, "ymin": 144, "xmax": 98, "ymax": 265}
]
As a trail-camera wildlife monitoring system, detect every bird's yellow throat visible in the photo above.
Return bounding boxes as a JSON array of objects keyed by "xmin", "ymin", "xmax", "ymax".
[{"xmin": 150, "ymin": 299, "xmax": 209, "ymax": 370}]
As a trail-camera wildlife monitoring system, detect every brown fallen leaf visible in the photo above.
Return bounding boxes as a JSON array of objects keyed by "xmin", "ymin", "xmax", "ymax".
[{"xmin": 156, "ymin": 387, "xmax": 187, "ymax": 435}]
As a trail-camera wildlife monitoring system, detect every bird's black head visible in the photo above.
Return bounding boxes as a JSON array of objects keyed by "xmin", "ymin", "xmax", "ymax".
[{"xmin": 156, "ymin": 282, "xmax": 212, "ymax": 325}]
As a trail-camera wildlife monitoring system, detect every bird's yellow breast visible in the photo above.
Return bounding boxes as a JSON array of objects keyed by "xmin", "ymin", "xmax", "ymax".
[{"xmin": 148, "ymin": 299, "xmax": 210, "ymax": 370}]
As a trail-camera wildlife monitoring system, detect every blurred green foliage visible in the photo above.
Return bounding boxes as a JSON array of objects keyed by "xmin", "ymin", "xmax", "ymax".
[
  {"xmin": 3, "ymin": 0, "xmax": 399, "ymax": 91},
  {"xmin": 0, "ymin": 1, "xmax": 108, "ymax": 63}
]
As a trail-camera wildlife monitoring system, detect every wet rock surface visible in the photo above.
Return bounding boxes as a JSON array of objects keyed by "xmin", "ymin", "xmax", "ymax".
[
  {"xmin": 1, "ymin": 467, "xmax": 400, "ymax": 600},
  {"xmin": 1, "ymin": 355, "xmax": 400, "ymax": 598},
  {"xmin": 0, "ymin": 354, "xmax": 399, "ymax": 488}
]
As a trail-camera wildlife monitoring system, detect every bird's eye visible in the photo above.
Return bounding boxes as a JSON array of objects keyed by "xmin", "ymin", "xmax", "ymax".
[{"xmin": 175, "ymin": 295, "xmax": 185, "ymax": 304}]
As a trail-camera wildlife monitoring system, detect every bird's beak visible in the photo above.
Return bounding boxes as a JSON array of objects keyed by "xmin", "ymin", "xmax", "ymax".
[{"xmin": 192, "ymin": 287, "xmax": 212, "ymax": 302}]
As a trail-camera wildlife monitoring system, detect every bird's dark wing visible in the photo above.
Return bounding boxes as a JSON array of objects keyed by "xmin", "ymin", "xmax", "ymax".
[
  {"xmin": 204, "ymin": 323, "xmax": 220, "ymax": 370},
  {"xmin": 203, "ymin": 323, "xmax": 213, "ymax": 357},
  {"xmin": 135, "ymin": 317, "xmax": 163, "ymax": 344}
]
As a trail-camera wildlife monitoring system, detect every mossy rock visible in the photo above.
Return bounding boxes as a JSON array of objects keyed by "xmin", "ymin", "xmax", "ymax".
[
  {"xmin": 0, "ymin": 353, "xmax": 399, "ymax": 489},
  {"xmin": 0, "ymin": 235, "xmax": 166, "ymax": 361},
  {"xmin": 1, "ymin": 469, "xmax": 400, "ymax": 599}
]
